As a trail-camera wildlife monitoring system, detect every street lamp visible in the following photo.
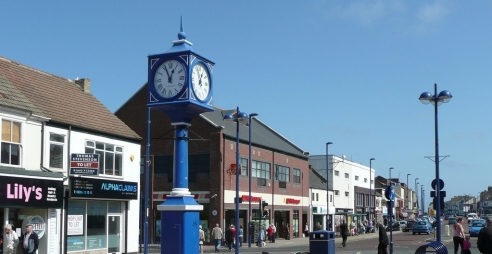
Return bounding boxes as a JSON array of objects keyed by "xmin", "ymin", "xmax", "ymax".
[
  {"xmin": 223, "ymin": 107, "xmax": 249, "ymax": 254},
  {"xmin": 247, "ymin": 113, "xmax": 258, "ymax": 248},
  {"xmin": 406, "ymin": 174, "xmax": 411, "ymax": 218},
  {"xmin": 419, "ymin": 83, "xmax": 453, "ymax": 243},
  {"xmin": 326, "ymin": 142, "xmax": 333, "ymax": 231},
  {"xmin": 415, "ymin": 179, "xmax": 419, "ymax": 216},
  {"xmin": 421, "ymin": 185, "xmax": 425, "ymax": 215},
  {"xmin": 369, "ymin": 158, "xmax": 375, "ymax": 223},
  {"xmin": 388, "ymin": 167, "xmax": 394, "ymax": 254}
]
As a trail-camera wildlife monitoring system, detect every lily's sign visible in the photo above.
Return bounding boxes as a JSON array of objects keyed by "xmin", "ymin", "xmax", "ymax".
[{"xmin": 0, "ymin": 175, "xmax": 63, "ymax": 208}]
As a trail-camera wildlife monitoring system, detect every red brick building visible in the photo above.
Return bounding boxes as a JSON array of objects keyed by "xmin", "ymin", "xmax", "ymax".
[{"xmin": 115, "ymin": 85, "xmax": 310, "ymax": 244}]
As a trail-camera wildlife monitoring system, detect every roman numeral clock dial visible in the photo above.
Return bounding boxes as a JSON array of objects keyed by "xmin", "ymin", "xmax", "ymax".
[
  {"xmin": 153, "ymin": 60, "xmax": 186, "ymax": 98},
  {"xmin": 192, "ymin": 62, "xmax": 210, "ymax": 101}
]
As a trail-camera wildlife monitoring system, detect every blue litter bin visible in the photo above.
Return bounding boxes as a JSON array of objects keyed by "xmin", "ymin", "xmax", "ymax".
[
  {"xmin": 415, "ymin": 241, "xmax": 447, "ymax": 254},
  {"xmin": 309, "ymin": 230, "xmax": 335, "ymax": 254}
]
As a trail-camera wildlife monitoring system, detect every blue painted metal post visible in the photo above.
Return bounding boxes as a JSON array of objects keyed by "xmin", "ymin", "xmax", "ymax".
[
  {"xmin": 144, "ymin": 107, "xmax": 151, "ymax": 254},
  {"xmin": 234, "ymin": 106, "xmax": 240, "ymax": 254},
  {"xmin": 158, "ymin": 123, "xmax": 203, "ymax": 254},
  {"xmin": 433, "ymin": 83, "xmax": 442, "ymax": 242},
  {"xmin": 248, "ymin": 113, "xmax": 258, "ymax": 248}
]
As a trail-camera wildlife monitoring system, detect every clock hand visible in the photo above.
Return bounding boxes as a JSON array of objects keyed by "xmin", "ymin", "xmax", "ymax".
[{"xmin": 163, "ymin": 66, "xmax": 172, "ymax": 83}]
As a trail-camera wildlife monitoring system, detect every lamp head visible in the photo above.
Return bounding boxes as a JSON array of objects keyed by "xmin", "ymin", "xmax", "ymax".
[
  {"xmin": 223, "ymin": 113, "xmax": 235, "ymax": 123},
  {"xmin": 407, "ymin": 173, "xmax": 411, "ymax": 176},
  {"xmin": 419, "ymin": 92, "xmax": 432, "ymax": 104},
  {"xmin": 237, "ymin": 111, "xmax": 249, "ymax": 124},
  {"xmin": 438, "ymin": 90, "xmax": 452, "ymax": 103},
  {"xmin": 249, "ymin": 113, "xmax": 258, "ymax": 118},
  {"xmin": 370, "ymin": 158, "xmax": 375, "ymax": 161},
  {"xmin": 326, "ymin": 142, "xmax": 333, "ymax": 146}
]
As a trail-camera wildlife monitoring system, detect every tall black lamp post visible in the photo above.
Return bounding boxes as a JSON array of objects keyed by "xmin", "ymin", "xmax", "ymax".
[
  {"xmin": 369, "ymin": 158, "xmax": 375, "ymax": 223},
  {"xmin": 325, "ymin": 142, "xmax": 333, "ymax": 231},
  {"xmin": 406, "ymin": 174, "xmax": 411, "ymax": 218},
  {"xmin": 419, "ymin": 83, "xmax": 453, "ymax": 242}
]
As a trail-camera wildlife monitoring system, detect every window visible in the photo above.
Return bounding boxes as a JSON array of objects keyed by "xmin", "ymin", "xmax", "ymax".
[
  {"xmin": 311, "ymin": 193, "xmax": 315, "ymax": 201},
  {"xmin": 364, "ymin": 178, "xmax": 368, "ymax": 183},
  {"xmin": 240, "ymin": 158, "xmax": 248, "ymax": 176},
  {"xmin": 1, "ymin": 119, "xmax": 21, "ymax": 165},
  {"xmin": 334, "ymin": 170, "xmax": 339, "ymax": 176},
  {"xmin": 293, "ymin": 168, "xmax": 300, "ymax": 183},
  {"xmin": 252, "ymin": 160, "xmax": 271, "ymax": 180},
  {"xmin": 355, "ymin": 175, "xmax": 359, "ymax": 181},
  {"xmin": 335, "ymin": 190, "xmax": 339, "ymax": 195},
  {"xmin": 344, "ymin": 173, "xmax": 349, "ymax": 178},
  {"xmin": 330, "ymin": 194, "xmax": 332, "ymax": 202},
  {"xmin": 275, "ymin": 165, "xmax": 290, "ymax": 182},
  {"xmin": 371, "ymin": 179, "xmax": 374, "ymax": 185},
  {"xmin": 87, "ymin": 201, "xmax": 106, "ymax": 250},
  {"xmin": 345, "ymin": 191, "xmax": 349, "ymax": 197},
  {"xmin": 49, "ymin": 133, "xmax": 65, "ymax": 169},
  {"xmin": 85, "ymin": 141, "xmax": 123, "ymax": 176},
  {"xmin": 316, "ymin": 193, "xmax": 319, "ymax": 201}
]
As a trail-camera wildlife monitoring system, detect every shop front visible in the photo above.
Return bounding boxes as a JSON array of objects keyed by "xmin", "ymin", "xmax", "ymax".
[
  {"xmin": 0, "ymin": 172, "xmax": 64, "ymax": 254},
  {"xmin": 67, "ymin": 177, "xmax": 138, "ymax": 254}
]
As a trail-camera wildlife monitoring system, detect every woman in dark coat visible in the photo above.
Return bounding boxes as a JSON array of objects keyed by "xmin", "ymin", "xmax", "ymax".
[{"xmin": 378, "ymin": 223, "xmax": 389, "ymax": 254}]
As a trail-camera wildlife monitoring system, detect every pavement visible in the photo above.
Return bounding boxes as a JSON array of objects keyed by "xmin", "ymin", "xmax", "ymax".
[{"xmin": 138, "ymin": 228, "xmax": 455, "ymax": 253}]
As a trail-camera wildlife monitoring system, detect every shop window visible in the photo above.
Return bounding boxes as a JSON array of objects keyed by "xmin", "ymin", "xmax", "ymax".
[
  {"xmin": 67, "ymin": 200, "xmax": 86, "ymax": 252},
  {"xmin": 85, "ymin": 141, "xmax": 123, "ymax": 176},
  {"xmin": 1, "ymin": 119, "xmax": 21, "ymax": 166},
  {"xmin": 87, "ymin": 201, "xmax": 107, "ymax": 250},
  {"xmin": 49, "ymin": 133, "xmax": 65, "ymax": 169}
]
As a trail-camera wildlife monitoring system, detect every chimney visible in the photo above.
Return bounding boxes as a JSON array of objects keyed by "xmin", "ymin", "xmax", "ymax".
[{"xmin": 74, "ymin": 78, "xmax": 91, "ymax": 93}]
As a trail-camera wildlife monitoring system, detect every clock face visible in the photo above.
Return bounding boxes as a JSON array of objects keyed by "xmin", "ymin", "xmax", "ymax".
[
  {"xmin": 192, "ymin": 62, "xmax": 211, "ymax": 101},
  {"xmin": 153, "ymin": 60, "xmax": 186, "ymax": 98}
]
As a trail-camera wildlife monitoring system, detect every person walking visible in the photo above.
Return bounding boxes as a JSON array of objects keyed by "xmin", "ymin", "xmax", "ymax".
[
  {"xmin": 304, "ymin": 223, "xmax": 309, "ymax": 237},
  {"xmin": 225, "ymin": 225, "xmax": 235, "ymax": 251},
  {"xmin": 20, "ymin": 224, "xmax": 38, "ymax": 254},
  {"xmin": 340, "ymin": 220, "xmax": 349, "ymax": 247},
  {"xmin": 477, "ymin": 216, "xmax": 492, "ymax": 254},
  {"xmin": 271, "ymin": 223, "xmax": 276, "ymax": 243},
  {"xmin": 267, "ymin": 225, "xmax": 273, "ymax": 243},
  {"xmin": 4, "ymin": 224, "xmax": 19, "ymax": 254},
  {"xmin": 377, "ymin": 222, "xmax": 389, "ymax": 254},
  {"xmin": 198, "ymin": 225, "xmax": 205, "ymax": 254},
  {"xmin": 238, "ymin": 226, "xmax": 243, "ymax": 247},
  {"xmin": 212, "ymin": 223, "xmax": 223, "ymax": 253},
  {"xmin": 453, "ymin": 217, "xmax": 465, "ymax": 254}
]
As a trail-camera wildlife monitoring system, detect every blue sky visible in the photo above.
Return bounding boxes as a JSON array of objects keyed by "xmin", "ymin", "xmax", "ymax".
[{"xmin": 2, "ymin": 1, "xmax": 492, "ymax": 204}]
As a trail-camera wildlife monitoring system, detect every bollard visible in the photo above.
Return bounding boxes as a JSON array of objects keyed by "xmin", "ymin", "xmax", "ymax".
[
  {"xmin": 434, "ymin": 227, "xmax": 437, "ymax": 239},
  {"xmin": 444, "ymin": 225, "xmax": 450, "ymax": 236}
]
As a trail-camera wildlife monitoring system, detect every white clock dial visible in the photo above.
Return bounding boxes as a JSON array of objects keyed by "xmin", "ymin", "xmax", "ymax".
[
  {"xmin": 153, "ymin": 60, "xmax": 186, "ymax": 98},
  {"xmin": 192, "ymin": 63, "xmax": 211, "ymax": 101}
]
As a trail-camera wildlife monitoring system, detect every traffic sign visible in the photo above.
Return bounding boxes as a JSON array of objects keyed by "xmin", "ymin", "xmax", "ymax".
[
  {"xmin": 431, "ymin": 179, "xmax": 444, "ymax": 190},
  {"xmin": 385, "ymin": 186, "xmax": 395, "ymax": 201}
]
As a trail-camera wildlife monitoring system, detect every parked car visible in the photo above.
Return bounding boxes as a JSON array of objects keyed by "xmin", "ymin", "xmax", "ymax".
[
  {"xmin": 403, "ymin": 220, "xmax": 415, "ymax": 232},
  {"xmin": 444, "ymin": 215, "xmax": 450, "ymax": 220},
  {"xmin": 386, "ymin": 221, "xmax": 401, "ymax": 231},
  {"xmin": 413, "ymin": 220, "xmax": 434, "ymax": 235},
  {"xmin": 468, "ymin": 213, "xmax": 478, "ymax": 223},
  {"xmin": 470, "ymin": 220, "xmax": 486, "ymax": 237},
  {"xmin": 398, "ymin": 221, "xmax": 407, "ymax": 231},
  {"xmin": 448, "ymin": 217, "xmax": 457, "ymax": 225}
]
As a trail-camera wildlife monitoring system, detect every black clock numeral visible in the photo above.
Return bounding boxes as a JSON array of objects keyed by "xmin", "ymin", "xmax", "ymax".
[
  {"xmin": 168, "ymin": 62, "xmax": 173, "ymax": 68},
  {"xmin": 157, "ymin": 84, "xmax": 162, "ymax": 90},
  {"xmin": 175, "ymin": 88, "xmax": 179, "ymax": 93},
  {"xmin": 204, "ymin": 82, "xmax": 208, "ymax": 87},
  {"xmin": 155, "ymin": 79, "xmax": 161, "ymax": 83},
  {"xmin": 178, "ymin": 83, "xmax": 183, "ymax": 87},
  {"xmin": 178, "ymin": 69, "xmax": 183, "ymax": 74},
  {"xmin": 180, "ymin": 76, "xmax": 185, "ymax": 80}
]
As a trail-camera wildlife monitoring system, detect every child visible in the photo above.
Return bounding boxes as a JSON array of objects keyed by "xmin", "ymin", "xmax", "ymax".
[{"xmin": 463, "ymin": 235, "xmax": 472, "ymax": 254}]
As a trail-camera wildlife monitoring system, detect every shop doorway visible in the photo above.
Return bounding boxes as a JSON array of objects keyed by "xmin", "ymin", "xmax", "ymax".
[{"xmin": 108, "ymin": 215, "xmax": 121, "ymax": 253}]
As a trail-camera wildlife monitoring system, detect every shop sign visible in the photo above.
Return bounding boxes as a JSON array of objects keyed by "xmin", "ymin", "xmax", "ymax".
[
  {"xmin": 285, "ymin": 198, "xmax": 300, "ymax": 205},
  {"xmin": 242, "ymin": 195, "xmax": 261, "ymax": 203},
  {"xmin": 336, "ymin": 208, "xmax": 353, "ymax": 213},
  {"xmin": 70, "ymin": 153, "xmax": 99, "ymax": 175},
  {"xmin": 70, "ymin": 177, "xmax": 138, "ymax": 200},
  {"xmin": 0, "ymin": 175, "xmax": 63, "ymax": 208},
  {"xmin": 67, "ymin": 215, "xmax": 84, "ymax": 235},
  {"xmin": 22, "ymin": 215, "xmax": 45, "ymax": 239}
]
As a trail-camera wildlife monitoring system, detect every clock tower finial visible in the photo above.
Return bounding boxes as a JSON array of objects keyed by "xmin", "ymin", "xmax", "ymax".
[{"xmin": 178, "ymin": 15, "xmax": 186, "ymax": 40}]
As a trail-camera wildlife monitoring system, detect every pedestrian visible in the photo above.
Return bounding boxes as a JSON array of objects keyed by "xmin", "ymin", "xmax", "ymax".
[
  {"xmin": 230, "ymin": 225, "xmax": 236, "ymax": 249},
  {"xmin": 20, "ymin": 224, "xmax": 38, "ymax": 254},
  {"xmin": 238, "ymin": 225, "xmax": 243, "ymax": 247},
  {"xmin": 368, "ymin": 220, "xmax": 374, "ymax": 233},
  {"xmin": 377, "ymin": 222, "xmax": 389, "ymax": 254},
  {"xmin": 477, "ymin": 216, "xmax": 492, "ymax": 253},
  {"xmin": 4, "ymin": 224, "xmax": 18, "ymax": 254},
  {"xmin": 0, "ymin": 233, "xmax": 3, "ymax": 254},
  {"xmin": 304, "ymin": 223, "xmax": 309, "ymax": 237},
  {"xmin": 199, "ymin": 225, "xmax": 205, "ymax": 254},
  {"xmin": 351, "ymin": 220, "xmax": 357, "ymax": 236},
  {"xmin": 453, "ymin": 217, "xmax": 465, "ymax": 254},
  {"xmin": 212, "ymin": 223, "xmax": 223, "ymax": 253},
  {"xmin": 315, "ymin": 222, "xmax": 322, "ymax": 231},
  {"xmin": 462, "ymin": 235, "xmax": 471, "ymax": 254},
  {"xmin": 340, "ymin": 220, "xmax": 349, "ymax": 247},
  {"xmin": 284, "ymin": 223, "xmax": 290, "ymax": 240},
  {"xmin": 267, "ymin": 225, "xmax": 273, "ymax": 242},
  {"xmin": 225, "ymin": 225, "xmax": 235, "ymax": 251},
  {"xmin": 271, "ymin": 223, "xmax": 276, "ymax": 243}
]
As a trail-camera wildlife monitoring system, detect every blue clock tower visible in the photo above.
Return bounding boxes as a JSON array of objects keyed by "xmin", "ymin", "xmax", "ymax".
[{"xmin": 147, "ymin": 19, "xmax": 214, "ymax": 254}]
